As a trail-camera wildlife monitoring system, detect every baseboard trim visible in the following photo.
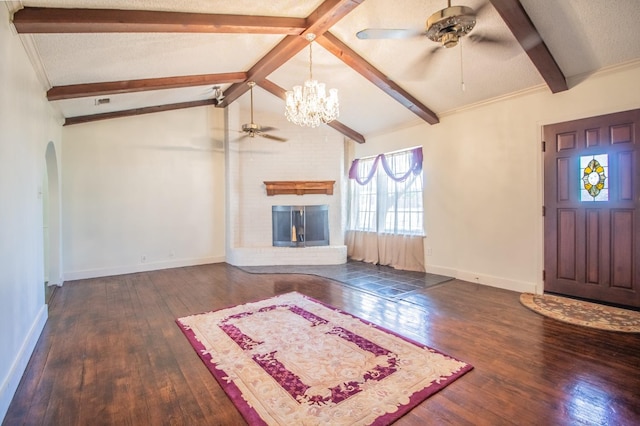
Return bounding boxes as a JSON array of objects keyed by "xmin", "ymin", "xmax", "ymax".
[
  {"xmin": 424, "ymin": 264, "xmax": 457, "ymax": 278},
  {"xmin": 63, "ymin": 256, "xmax": 226, "ymax": 281},
  {"xmin": 227, "ymin": 246, "xmax": 347, "ymax": 266},
  {"xmin": 456, "ymin": 269, "xmax": 537, "ymax": 294},
  {"xmin": 426, "ymin": 264, "xmax": 537, "ymax": 294},
  {"xmin": 0, "ymin": 304, "xmax": 48, "ymax": 422}
]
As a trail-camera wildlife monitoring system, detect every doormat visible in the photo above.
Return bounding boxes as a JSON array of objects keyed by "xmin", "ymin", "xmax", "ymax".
[
  {"xmin": 177, "ymin": 292, "xmax": 473, "ymax": 425},
  {"xmin": 520, "ymin": 293, "xmax": 640, "ymax": 333}
]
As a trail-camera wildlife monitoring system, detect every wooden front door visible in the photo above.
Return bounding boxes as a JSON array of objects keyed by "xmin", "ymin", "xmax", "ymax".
[{"xmin": 544, "ymin": 109, "xmax": 640, "ymax": 308}]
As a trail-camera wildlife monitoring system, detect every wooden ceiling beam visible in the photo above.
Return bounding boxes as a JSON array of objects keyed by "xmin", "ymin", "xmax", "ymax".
[
  {"xmin": 302, "ymin": 0, "xmax": 365, "ymax": 38},
  {"xmin": 258, "ymin": 79, "xmax": 365, "ymax": 144},
  {"xmin": 12, "ymin": 7, "xmax": 307, "ymax": 34},
  {"xmin": 220, "ymin": 0, "xmax": 364, "ymax": 106},
  {"xmin": 317, "ymin": 32, "xmax": 439, "ymax": 125},
  {"xmin": 221, "ymin": 34, "xmax": 308, "ymax": 105},
  {"xmin": 47, "ymin": 72, "xmax": 247, "ymax": 101},
  {"xmin": 64, "ymin": 99, "xmax": 217, "ymax": 126},
  {"xmin": 324, "ymin": 120, "xmax": 366, "ymax": 145},
  {"xmin": 17, "ymin": 0, "xmax": 437, "ymax": 134},
  {"xmin": 489, "ymin": 0, "xmax": 567, "ymax": 93}
]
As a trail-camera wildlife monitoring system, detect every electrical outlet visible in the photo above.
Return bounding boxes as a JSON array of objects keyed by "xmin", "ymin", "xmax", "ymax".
[{"xmin": 426, "ymin": 247, "xmax": 433, "ymax": 256}]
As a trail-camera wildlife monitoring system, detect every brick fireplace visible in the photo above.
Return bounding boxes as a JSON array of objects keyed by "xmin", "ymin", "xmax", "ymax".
[{"xmin": 223, "ymin": 103, "xmax": 347, "ymax": 266}]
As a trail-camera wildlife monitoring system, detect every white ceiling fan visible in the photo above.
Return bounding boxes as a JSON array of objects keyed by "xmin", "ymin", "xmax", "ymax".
[
  {"xmin": 356, "ymin": 1, "xmax": 508, "ymax": 52},
  {"xmin": 357, "ymin": 1, "xmax": 518, "ymax": 88}
]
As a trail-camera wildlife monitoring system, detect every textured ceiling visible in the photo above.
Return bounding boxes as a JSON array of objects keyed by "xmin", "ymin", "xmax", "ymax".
[{"xmin": 11, "ymin": 0, "xmax": 640, "ymax": 139}]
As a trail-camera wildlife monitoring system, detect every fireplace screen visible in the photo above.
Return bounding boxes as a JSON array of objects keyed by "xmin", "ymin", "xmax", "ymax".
[{"xmin": 272, "ymin": 205, "xmax": 329, "ymax": 247}]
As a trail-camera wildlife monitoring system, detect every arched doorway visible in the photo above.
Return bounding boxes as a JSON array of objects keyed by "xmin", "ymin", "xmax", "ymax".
[{"xmin": 44, "ymin": 142, "xmax": 62, "ymax": 300}]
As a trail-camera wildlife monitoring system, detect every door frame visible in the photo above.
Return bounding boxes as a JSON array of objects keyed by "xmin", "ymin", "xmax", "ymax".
[{"xmin": 541, "ymin": 108, "xmax": 640, "ymax": 307}]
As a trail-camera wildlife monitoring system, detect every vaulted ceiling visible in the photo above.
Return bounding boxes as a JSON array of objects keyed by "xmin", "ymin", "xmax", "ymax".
[{"xmin": 8, "ymin": 0, "xmax": 640, "ymax": 142}]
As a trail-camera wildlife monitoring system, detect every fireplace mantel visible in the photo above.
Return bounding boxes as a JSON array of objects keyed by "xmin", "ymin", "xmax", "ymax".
[{"xmin": 264, "ymin": 180, "xmax": 335, "ymax": 196}]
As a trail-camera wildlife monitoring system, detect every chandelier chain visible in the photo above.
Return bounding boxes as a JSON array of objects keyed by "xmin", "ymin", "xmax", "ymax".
[{"xmin": 309, "ymin": 41, "xmax": 313, "ymax": 80}]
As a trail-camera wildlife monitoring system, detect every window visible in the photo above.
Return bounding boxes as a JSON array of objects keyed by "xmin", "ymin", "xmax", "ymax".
[
  {"xmin": 348, "ymin": 147, "xmax": 424, "ymax": 236},
  {"xmin": 580, "ymin": 154, "xmax": 608, "ymax": 202}
]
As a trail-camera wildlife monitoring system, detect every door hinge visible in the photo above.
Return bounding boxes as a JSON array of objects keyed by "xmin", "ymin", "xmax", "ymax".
[
  {"xmin": 542, "ymin": 141, "xmax": 546, "ymax": 152},
  {"xmin": 542, "ymin": 270, "xmax": 546, "ymax": 281},
  {"xmin": 542, "ymin": 206, "xmax": 546, "ymax": 216}
]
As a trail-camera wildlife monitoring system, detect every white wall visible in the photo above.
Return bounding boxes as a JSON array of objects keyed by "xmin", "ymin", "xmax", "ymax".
[
  {"xmin": 354, "ymin": 61, "xmax": 640, "ymax": 294},
  {"xmin": 0, "ymin": 5, "xmax": 62, "ymax": 420},
  {"xmin": 61, "ymin": 107, "xmax": 226, "ymax": 280}
]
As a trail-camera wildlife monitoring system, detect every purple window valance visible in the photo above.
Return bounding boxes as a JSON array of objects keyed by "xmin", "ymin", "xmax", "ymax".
[{"xmin": 348, "ymin": 147, "xmax": 423, "ymax": 185}]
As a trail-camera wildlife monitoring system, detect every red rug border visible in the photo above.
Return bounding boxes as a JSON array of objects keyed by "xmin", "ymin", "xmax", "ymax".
[
  {"xmin": 177, "ymin": 316, "xmax": 267, "ymax": 425},
  {"xmin": 176, "ymin": 292, "xmax": 473, "ymax": 425}
]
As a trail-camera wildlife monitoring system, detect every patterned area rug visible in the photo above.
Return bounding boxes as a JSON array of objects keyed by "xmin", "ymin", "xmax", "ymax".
[
  {"xmin": 520, "ymin": 293, "xmax": 640, "ymax": 333},
  {"xmin": 177, "ymin": 292, "xmax": 473, "ymax": 425}
]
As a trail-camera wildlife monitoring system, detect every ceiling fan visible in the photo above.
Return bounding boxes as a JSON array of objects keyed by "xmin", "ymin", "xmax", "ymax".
[
  {"xmin": 357, "ymin": 1, "xmax": 513, "ymax": 88},
  {"xmin": 239, "ymin": 81, "xmax": 287, "ymax": 142},
  {"xmin": 356, "ymin": 1, "xmax": 504, "ymax": 50}
]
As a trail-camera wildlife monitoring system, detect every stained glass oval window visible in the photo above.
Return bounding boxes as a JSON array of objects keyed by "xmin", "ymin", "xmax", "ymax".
[{"xmin": 580, "ymin": 154, "xmax": 608, "ymax": 202}]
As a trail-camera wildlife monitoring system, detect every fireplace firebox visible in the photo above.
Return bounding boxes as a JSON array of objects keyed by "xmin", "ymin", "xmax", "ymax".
[{"xmin": 272, "ymin": 205, "xmax": 329, "ymax": 247}]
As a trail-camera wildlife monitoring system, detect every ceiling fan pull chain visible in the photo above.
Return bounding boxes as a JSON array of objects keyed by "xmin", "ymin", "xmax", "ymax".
[{"xmin": 460, "ymin": 38, "xmax": 466, "ymax": 92}]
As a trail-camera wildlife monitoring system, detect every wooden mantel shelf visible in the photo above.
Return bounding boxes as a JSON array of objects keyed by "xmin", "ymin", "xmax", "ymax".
[{"xmin": 264, "ymin": 180, "xmax": 335, "ymax": 196}]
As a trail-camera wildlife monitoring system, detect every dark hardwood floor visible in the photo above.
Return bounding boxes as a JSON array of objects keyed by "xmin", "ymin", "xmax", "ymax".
[{"xmin": 4, "ymin": 263, "xmax": 640, "ymax": 425}]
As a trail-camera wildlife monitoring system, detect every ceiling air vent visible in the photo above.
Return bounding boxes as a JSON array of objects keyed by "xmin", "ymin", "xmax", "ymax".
[{"xmin": 94, "ymin": 98, "xmax": 110, "ymax": 106}]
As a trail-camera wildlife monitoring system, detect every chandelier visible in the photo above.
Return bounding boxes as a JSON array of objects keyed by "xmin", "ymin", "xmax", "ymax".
[{"xmin": 285, "ymin": 33, "xmax": 339, "ymax": 128}]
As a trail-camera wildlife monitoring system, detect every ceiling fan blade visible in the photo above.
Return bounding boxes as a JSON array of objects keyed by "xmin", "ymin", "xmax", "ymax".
[
  {"xmin": 260, "ymin": 133, "xmax": 288, "ymax": 142},
  {"xmin": 519, "ymin": 32, "xmax": 543, "ymax": 52},
  {"xmin": 474, "ymin": 0, "xmax": 491, "ymax": 17},
  {"xmin": 356, "ymin": 28, "xmax": 422, "ymax": 40},
  {"xmin": 228, "ymin": 132, "xmax": 249, "ymax": 143},
  {"xmin": 259, "ymin": 125, "xmax": 278, "ymax": 132},
  {"xmin": 468, "ymin": 33, "xmax": 509, "ymax": 46},
  {"xmin": 405, "ymin": 45, "xmax": 441, "ymax": 80}
]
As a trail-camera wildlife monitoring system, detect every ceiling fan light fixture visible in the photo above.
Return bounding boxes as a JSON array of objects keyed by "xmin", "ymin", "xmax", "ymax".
[
  {"xmin": 242, "ymin": 122, "xmax": 260, "ymax": 135},
  {"xmin": 425, "ymin": 5, "xmax": 476, "ymax": 47},
  {"xmin": 441, "ymin": 31, "xmax": 460, "ymax": 48},
  {"xmin": 285, "ymin": 33, "xmax": 339, "ymax": 128}
]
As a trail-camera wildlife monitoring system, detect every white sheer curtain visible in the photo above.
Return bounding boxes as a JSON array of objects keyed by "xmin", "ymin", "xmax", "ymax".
[{"xmin": 347, "ymin": 147, "xmax": 425, "ymax": 272}]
